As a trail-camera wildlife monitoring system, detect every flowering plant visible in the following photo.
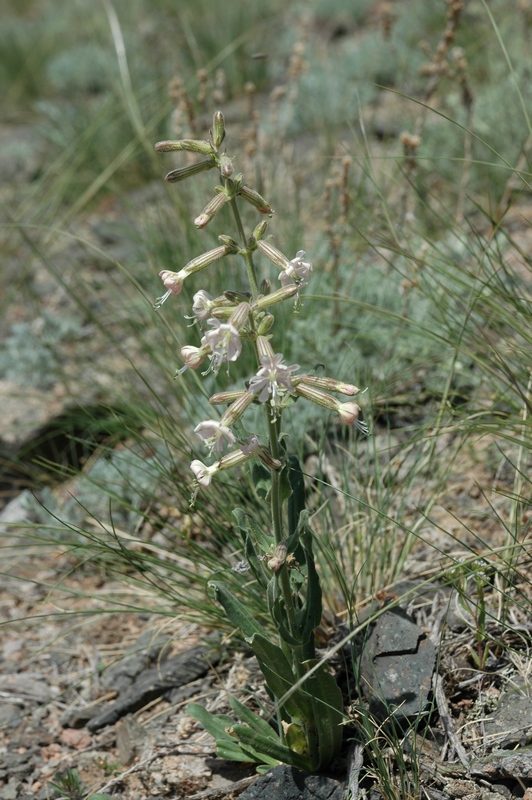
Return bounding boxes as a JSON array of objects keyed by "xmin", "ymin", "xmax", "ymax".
[{"xmin": 154, "ymin": 112, "xmax": 367, "ymax": 772}]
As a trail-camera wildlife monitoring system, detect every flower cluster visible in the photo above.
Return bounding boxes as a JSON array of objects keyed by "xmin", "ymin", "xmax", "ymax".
[{"xmin": 153, "ymin": 112, "xmax": 368, "ymax": 497}]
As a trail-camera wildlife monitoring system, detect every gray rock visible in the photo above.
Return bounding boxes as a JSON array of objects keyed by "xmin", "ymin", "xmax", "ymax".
[
  {"xmin": 0, "ymin": 780, "xmax": 22, "ymax": 800},
  {"xmin": 88, "ymin": 644, "xmax": 219, "ymax": 731},
  {"xmin": 471, "ymin": 748, "xmax": 532, "ymax": 779},
  {"xmin": 359, "ymin": 607, "xmax": 436, "ymax": 722},
  {"xmin": 0, "ymin": 673, "xmax": 55, "ymax": 705},
  {"xmin": 100, "ymin": 629, "xmax": 172, "ymax": 693},
  {"xmin": 0, "ymin": 703, "xmax": 23, "ymax": 730},
  {"xmin": 483, "ymin": 691, "xmax": 532, "ymax": 748},
  {"xmin": 239, "ymin": 765, "xmax": 345, "ymax": 800}
]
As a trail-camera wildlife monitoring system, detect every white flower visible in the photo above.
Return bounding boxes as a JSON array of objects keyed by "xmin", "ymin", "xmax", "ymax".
[
  {"xmin": 239, "ymin": 435, "xmax": 260, "ymax": 455},
  {"xmin": 192, "ymin": 290, "xmax": 214, "ymax": 321},
  {"xmin": 248, "ymin": 353, "xmax": 299, "ymax": 412},
  {"xmin": 194, "ymin": 420, "xmax": 236, "ymax": 455},
  {"xmin": 279, "ymin": 250, "xmax": 313, "ymax": 288},
  {"xmin": 190, "ymin": 459, "xmax": 218, "ymax": 487},
  {"xmin": 202, "ymin": 318, "xmax": 242, "ymax": 373},
  {"xmin": 181, "ymin": 344, "xmax": 208, "ymax": 370}
]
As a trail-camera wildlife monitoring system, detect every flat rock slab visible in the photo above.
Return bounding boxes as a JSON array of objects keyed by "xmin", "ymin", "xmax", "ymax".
[
  {"xmin": 471, "ymin": 749, "xmax": 532, "ymax": 780},
  {"xmin": 239, "ymin": 765, "xmax": 345, "ymax": 800},
  {"xmin": 483, "ymin": 692, "xmax": 532, "ymax": 748},
  {"xmin": 359, "ymin": 607, "xmax": 436, "ymax": 722},
  {"xmin": 86, "ymin": 644, "xmax": 218, "ymax": 731}
]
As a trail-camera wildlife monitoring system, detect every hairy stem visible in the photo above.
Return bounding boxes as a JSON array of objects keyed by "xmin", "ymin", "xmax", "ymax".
[{"xmin": 229, "ymin": 196, "xmax": 260, "ymax": 299}]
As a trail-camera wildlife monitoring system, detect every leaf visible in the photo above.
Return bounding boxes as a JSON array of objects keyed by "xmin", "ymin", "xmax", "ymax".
[
  {"xmin": 187, "ymin": 703, "xmax": 263, "ymax": 764},
  {"xmin": 248, "ymin": 634, "xmax": 313, "ymax": 722},
  {"xmin": 287, "ymin": 455, "xmax": 306, "ymax": 538},
  {"xmin": 279, "ymin": 461, "xmax": 293, "ymax": 505},
  {"xmin": 229, "ymin": 695, "xmax": 278, "ymax": 740},
  {"xmin": 304, "ymin": 664, "xmax": 345, "ymax": 770},
  {"xmin": 209, "ymin": 582, "xmax": 265, "ymax": 639},
  {"xmin": 231, "ymin": 724, "xmax": 312, "ymax": 771},
  {"xmin": 251, "ymin": 462, "xmax": 271, "ymax": 499},
  {"xmin": 296, "ymin": 531, "xmax": 322, "ymax": 649}
]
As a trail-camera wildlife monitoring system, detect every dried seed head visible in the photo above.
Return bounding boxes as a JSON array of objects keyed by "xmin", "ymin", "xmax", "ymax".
[{"xmin": 267, "ymin": 543, "xmax": 287, "ymax": 572}]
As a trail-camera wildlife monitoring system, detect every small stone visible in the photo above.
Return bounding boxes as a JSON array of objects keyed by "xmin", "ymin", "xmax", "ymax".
[
  {"xmin": 239, "ymin": 764, "xmax": 344, "ymax": 800},
  {"xmin": 0, "ymin": 780, "xmax": 22, "ymax": 800},
  {"xmin": 60, "ymin": 728, "xmax": 92, "ymax": 750},
  {"xmin": 0, "ymin": 703, "xmax": 23, "ymax": 729}
]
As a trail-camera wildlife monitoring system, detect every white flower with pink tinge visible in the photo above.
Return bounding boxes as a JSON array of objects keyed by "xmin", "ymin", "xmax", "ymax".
[
  {"xmin": 279, "ymin": 250, "xmax": 313, "ymax": 288},
  {"xmin": 194, "ymin": 420, "xmax": 236, "ymax": 455},
  {"xmin": 248, "ymin": 354, "xmax": 300, "ymax": 410},
  {"xmin": 202, "ymin": 318, "xmax": 242, "ymax": 373}
]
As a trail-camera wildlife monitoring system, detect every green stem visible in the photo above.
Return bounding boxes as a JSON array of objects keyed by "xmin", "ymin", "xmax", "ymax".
[
  {"xmin": 265, "ymin": 407, "xmax": 306, "ymax": 679},
  {"xmin": 229, "ymin": 196, "xmax": 260, "ymax": 299}
]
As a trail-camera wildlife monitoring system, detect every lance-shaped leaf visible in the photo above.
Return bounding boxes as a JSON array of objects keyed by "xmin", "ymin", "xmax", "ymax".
[
  {"xmin": 305, "ymin": 663, "xmax": 344, "ymax": 770},
  {"xmin": 229, "ymin": 696, "xmax": 278, "ymax": 741},
  {"xmin": 248, "ymin": 634, "xmax": 314, "ymax": 722},
  {"xmin": 187, "ymin": 704, "xmax": 278, "ymax": 766},
  {"xmin": 231, "ymin": 724, "xmax": 312, "ymax": 772},
  {"xmin": 209, "ymin": 582, "xmax": 265, "ymax": 639}
]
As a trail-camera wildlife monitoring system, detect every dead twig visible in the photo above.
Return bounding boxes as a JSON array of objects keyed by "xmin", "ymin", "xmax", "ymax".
[
  {"xmin": 433, "ymin": 673, "xmax": 470, "ymax": 769},
  {"xmin": 346, "ymin": 741, "xmax": 365, "ymax": 799}
]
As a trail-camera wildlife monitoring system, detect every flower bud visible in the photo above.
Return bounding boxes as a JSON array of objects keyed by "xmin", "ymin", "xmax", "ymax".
[
  {"xmin": 155, "ymin": 139, "xmax": 215, "ymax": 155},
  {"xmin": 209, "ymin": 390, "xmax": 248, "ymax": 405},
  {"xmin": 239, "ymin": 185, "xmax": 273, "ymax": 214},
  {"xmin": 295, "ymin": 383, "xmax": 337, "ymax": 411},
  {"xmin": 165, "ymin": 159, "xmax": 215, "ymax": 183},
  {"xmin": 210, "ymin": 306, "xmax": 234, "ymax": 320},
  {"xmin": 219, "ymin": 154, "xmax": 234, "ymax": 179},
  {"xmin": 256, "ymin": 313, "xmax": 274, "ymax": 335},
  {"xmin": 256, "ymin": 335, "xmax": 275, "ymax": 361},
  {"xmin": 253, "ymin": 220, "xmax": 269, "ymax": 241},
  {"xmin": 253, "ymin": 284, "xmax": 299, "ymax": 310},
  {"xmin": 228, "ymin": 301, "xmax": 251, "ymax": 331},
  {"xmin": 297, "ymin": 375, "xmax": 360, "ymax": 396},
  {"xmin": 182, "ymin": 245, "xmax": 232, "ymax": 277},
  {"xmin": 212, "ymin": 111, "xmax": 226, "ymax": 150},
  {"xmin": 218, "ymin": 235, "xmax": 240, "ymax": 251},
  {"xmin": 194, "ymin": 191, "xmax": 229, "ymax": 229},
  {"xmin": 220, "ymin": 392, "xmax": 254, "ymax": 428},
  {"xmin": 224, "ymin": 290, "xmax": 251, "ymax": 303},
  {"xmin": 257, "ymin": 240, "xmax": 289, "ymax": 270}
]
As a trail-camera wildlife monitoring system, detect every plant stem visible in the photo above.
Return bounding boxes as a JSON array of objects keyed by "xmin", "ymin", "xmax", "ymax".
[
  {"xmin": 229, "ymin": 196, "xmax": 260, "ymax": 300},
  {"xmin": 266, "ymin": 408, "xmax": 306, "ymax": 678}
]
